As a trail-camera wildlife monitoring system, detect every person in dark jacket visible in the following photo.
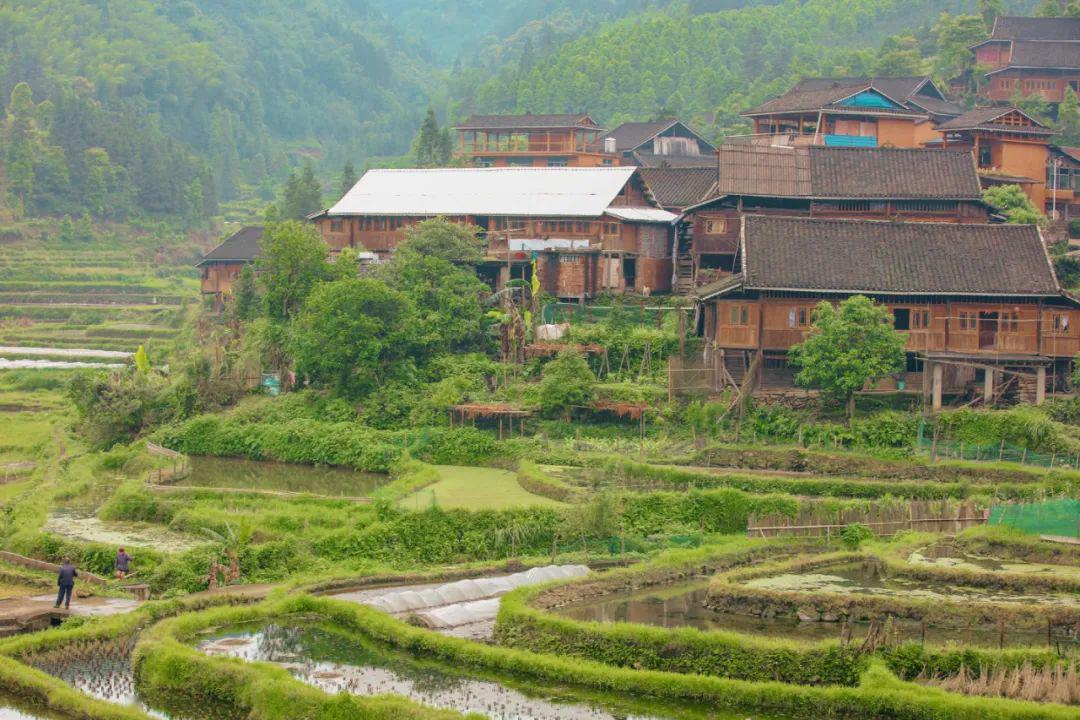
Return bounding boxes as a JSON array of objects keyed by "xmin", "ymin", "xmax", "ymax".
[
  {"xmin": 115, "ymin": 547, "xmax": 132, "ymax": 579},
  {"xmin": 54, "ymin": 558, "xmax": 77, "ymax": 609}
]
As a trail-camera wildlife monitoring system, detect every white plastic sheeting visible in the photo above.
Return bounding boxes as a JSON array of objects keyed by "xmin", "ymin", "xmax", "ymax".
[{"xmin": 366, "ymin": 564, "xmax": 589, "ymax": 620}]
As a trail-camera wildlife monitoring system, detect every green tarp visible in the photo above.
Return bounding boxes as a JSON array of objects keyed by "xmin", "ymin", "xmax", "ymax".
[{"xmin": 989, "ymin": 499, "xmax": 1080, "ymax": 538}]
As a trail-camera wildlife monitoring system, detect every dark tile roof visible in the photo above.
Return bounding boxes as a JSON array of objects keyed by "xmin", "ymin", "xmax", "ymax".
[
  {"xmin": 738, "ymin": 216, "xmax": 1058, "ymax": 296},
  {"xmin": 904, "ymin": 94, "xmax": 965, "ymax": 119},
  {"xmin": 603, "ymin": 120, "xmax": 678, "ymax": 151},
  {"xmin": 632, "ymin": 151, "xmax": 718, "ymax": 168},
  {"xmin": 637, "ymin": 168, "xmax": 718, "ymax": 210},
  {"xmin": 711, "ymin": 145, "xmax": 982, "ymax": 200},
  {"xmin": 1056, "ymin": 146, "xmax": 1080, "ymax": 164},
  {"xmin": 937, "ymin": 107, "xmax": 1055, "ymax": 134},
  {"xmin": 990, "ymin": 16, "xmax": 1080, "ymax": 42},
  {"xmin": 1003, "ymin": 40, "xmax": 1080, "ymax": 69},
  {"xmin": 198, "ymin": 226, "xmax": 263, "ymax": 265},
  {"xmin": 743, "ymin": 77, "xmax": 931, "ymax": 116},
  {"xmin": 454, "ymin": 113, "xmax": 597, "ymax": 130}
]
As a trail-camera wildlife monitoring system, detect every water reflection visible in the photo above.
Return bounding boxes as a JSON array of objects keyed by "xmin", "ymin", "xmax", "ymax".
[{"xmin": 183, "ymin": 457, "xmax": 388, "ymax": 497}]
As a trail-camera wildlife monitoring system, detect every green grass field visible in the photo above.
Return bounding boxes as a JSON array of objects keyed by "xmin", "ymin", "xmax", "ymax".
[{"xmin": 398, "ymin": 465, "xmax": 565, "ymax": 510}]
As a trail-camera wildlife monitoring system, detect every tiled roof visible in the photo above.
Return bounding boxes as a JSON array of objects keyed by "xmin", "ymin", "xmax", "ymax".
[
  {"xmin": 743, "ymin": 77, "xmax": 930, "ymax": 116},
  {"xmin": 329, "ymin": 167, "xmax": 636, "ymax": 217},
  {"xmin": 603, "ymin": 120, "xmax": 678, "ymax": 151},
  {"xmin": 1003, "ymin": 40, "xmax": 1080, "ymax": 69},
  {"xmin": 1056, "ymin": 146, "xmax": 1080, "ymax": 164},
  {"xmin": 711, "ymin": 145, "xmax": 982, "ymax": 200},
  {"xmin": 904, "ymin": 94, "xmax": 965, "ymax": 119},
  {"xmin": 632, "ymin": 151, "xmax": 718, "ymax": 168},
  {"xmin": 197, "ymin": 226, "xmax": 263, "ymax": 265},
  {"xmin": 454, "ymin": 113, "xmax": 597, "ymax": 130},
  {"xmin": 937, "ymin": 107, "xmax": 1055, "ymax": 134},
  {"xmin": 738, "ymin": 216, "xmax": 1058, "ymax": 296},
  {"xmin": 990, "ymin": 16, "xmax": 1080, "ymax": 42},
  {"xmin": 638, "ymin": 168, "xmax": 718, "ymax": 210}
]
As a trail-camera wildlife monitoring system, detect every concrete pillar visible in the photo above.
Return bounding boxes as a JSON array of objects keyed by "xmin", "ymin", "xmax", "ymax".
[
  {"xmin": 983, "ymin": 369, "xmax": 995, "ymax": 405},
  {"xmin": 1036, "ymin": 366, "xmax": 1047, "ymax": 405},
  {"xmin": 932, "ymin": 363, "xmax": 943, "ymax": 412}
]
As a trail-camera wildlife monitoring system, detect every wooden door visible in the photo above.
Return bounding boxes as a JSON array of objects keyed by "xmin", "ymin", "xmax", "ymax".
[{"xmin": 979, "ymin": 312, "xmax": 999, "ymax": 349}]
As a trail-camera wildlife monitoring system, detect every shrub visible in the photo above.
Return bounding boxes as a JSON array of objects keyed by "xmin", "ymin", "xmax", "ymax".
[{"xmin": 840, "ymin": 523, "xmax": 874, "ymax": 550}]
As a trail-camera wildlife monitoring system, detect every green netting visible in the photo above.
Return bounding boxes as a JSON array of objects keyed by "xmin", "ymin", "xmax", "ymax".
[
  {"xmin": 989, "ymin": 499, "xmax": 1080, "ymax": 538},
  {"xmin": 916, "ymin": 420, "xmax": 1080, "ymax": 469},
  {"xmin": 540, "ymin": 302, "xmax": 684, "ymax": 326}
]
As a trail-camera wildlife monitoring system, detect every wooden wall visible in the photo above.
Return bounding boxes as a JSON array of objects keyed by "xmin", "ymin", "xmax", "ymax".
[
  {"xmin": 704, "ymin": 297, "xmax": 1080, "ymax": 358},
  {"xmin": 200, "ymin": 262, "xmax": 246, "ymax": 296}
]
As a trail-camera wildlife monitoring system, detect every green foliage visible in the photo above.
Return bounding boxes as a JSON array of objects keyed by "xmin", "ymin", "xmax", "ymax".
[
  {"xmin": 789, "ymin": 296, "xmax": 906, "ymax": 414},
  {"xmin": 937, "ymin": 405, "xmax": 1080, "ymax": 455},
  {"xmin": 982, "ymin": 184, "xmax": 1044, "ymax": 225},
  {"xmin": 396, "ymin": 217, "xmax": 486, "ymax": 263},
  {"xmin": 66, "ymin": 369, "xmax": 172, "ymax": 449},
  {"xmin": 840, "ymin": 523, "xmax": 874, "ymax": 550},
  {"xmin": 256, "ymin": 221, "xmax": 330, "ymax": 321},
  {"xmin": 339, "ymin": 161, "xmax": 358, "ymax": 198},
  {"xmin": 413, "ymin": 107, "xmax": 453, "ymax": 167},
  {"xmin": 231, "ymin": 263, "xmax": 260, "ymax": 322},
  {"xmin": 133, "ymin": 345, "xmax": 150, "ymax": 374},
  {"xmin": 539, "ymin": 350, "xmax": 596, "ymax": 419},
  {"xmin": 290, "ymin": 277, "xmax": 418, "ymax": 397},
  {"xmin": 280, "ymin": 160, "xmax": 323, "ymax": 221}
]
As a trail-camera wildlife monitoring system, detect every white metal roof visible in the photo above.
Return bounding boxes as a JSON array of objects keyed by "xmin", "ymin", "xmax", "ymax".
[
  {"xmin": 604, "ymin": 207, "xmax": 678, "ymax": 223},
  {"xmin": 328, "ymin": 167, "xmax": 637, "ymax": 218}
]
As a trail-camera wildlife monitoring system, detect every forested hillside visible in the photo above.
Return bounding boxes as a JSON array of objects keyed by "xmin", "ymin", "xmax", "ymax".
[
  {"xmin": 0, "ymin": 0, "xmax": 1049, "ymax": 224},
  {"xmin": 456, "ymin": 0, "xmax": 1039, "ymax": 137}
]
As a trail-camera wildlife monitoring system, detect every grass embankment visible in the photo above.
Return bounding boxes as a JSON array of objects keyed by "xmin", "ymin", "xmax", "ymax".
[{"xmin": 135, "ymin": 593, "xmax": 1079, "ymax": 720}]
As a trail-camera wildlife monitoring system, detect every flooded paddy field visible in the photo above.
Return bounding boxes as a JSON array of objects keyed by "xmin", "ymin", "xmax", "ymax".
[
  {"xmin": 21, "ymin": 635, "xmax": 167, "ymax": 718},
  {"xmin": 744, "ymin": 560, "xmax": 1080, "ymax": 609},
  {"xmin": 179, "ymin": 456, "xmax": 388, "ymax": 497},
  {"xmin": 44, "ymin": 510, "xmax": 207, "ymax": 552},
  {"xmin": 555, "ymin": 579, "xmax": 1053, "ymax": 648},
  {"xmin": 910, "ymin": 543, "xmax": 1080, "ymax": 580},
  {"xmin": 198, "ymin": 619, "xmax": 780, "ymax": 720}
]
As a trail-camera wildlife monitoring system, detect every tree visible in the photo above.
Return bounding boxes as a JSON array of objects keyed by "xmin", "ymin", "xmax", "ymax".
[
  {"xmin": 414, "ymin": 107, "xmax": 452, "ymax": 167},
  {"xmin": 933, "ymin": 14, "xmax": 987, "ymax": 83},
  {"xmin": 4, "ymin": 83, "xmax": 39, "ymax": 212},
  {"xmin": 539, "ymin": 350, "xmax": 597, "ymax": 420},
  {"xmin": 788, "ymin": 296, "xmax": 906, "ymax": 418},
  {"xmin": 397, "ymin": 217, "xmax": 485, "ymax": 263},
  {"xmin": 231, "ymin": 263, "xmax": 259, "ymax": 322},
  {"xmin": 1058, "ymin": 88, "xmax": 1080, "ymax": 146},
  {"xmin": 977, "ymin": 0, "xmax": 1005, "ymax": 29},
  {"xmin": 982, "ymin": 185, "xmax": 1043, "ymax": 225},
  {"xmin": 280, "ymin": 160, "xmax": 323, "ymax": 221},
  {"xmin": 289, "ymin": 278, "xmax": 418, "ymax": 397},
  {"xmin": 82, "ymin": 147, "xmax": 112, "ymax": 218},
  {"xmin": 208, "ymin": 107, "xmax": 239, "ymax": 201},
  {"xmin": 133, "ymin": 345, "xmax": 150, "ymax": 374},
  {"xmin": 1035, "ymin": 0, "xmax": 1080, "ymax": 16},
  {"xmin": 339, "ymin": 161, "xmax": 358, "ymax": 198},
  {"xmin": 873, "ymin": 35, "xmax": 925, "ymax": 76},
  {"xmin": 256, "ymin": 221, "xmax": 330, "ymax": 321}
]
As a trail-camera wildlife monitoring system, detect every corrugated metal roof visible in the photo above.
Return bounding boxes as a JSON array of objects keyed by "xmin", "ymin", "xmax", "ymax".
[
  {"xmin": 329, "ymin": 167, "xmax": 637, "ymax": 218},
  {"xmin": 604, "ymin": 207, "xmax": 678, "ymax": 223}
]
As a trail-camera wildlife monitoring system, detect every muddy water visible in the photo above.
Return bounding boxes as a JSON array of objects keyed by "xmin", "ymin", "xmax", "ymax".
[
  {"xmin": 0, "ymin": 694, "xmax": 63, "ymax": 720},
  {"xmin": 746, "ymin": 561, "xmax": 1080, "ymax": 608},
  {"xmin": 44, "ymin": 510, "xmax": 206, "ymax": 552},
  {"xmin": 198, "ymin": 620, "xmax": 779, "ymax": 720},
  {"xmin": 182, "ymin": 456, "xmax": 388, "ymax": 497},
  {"xmin": 556, "ymin": 579, "xmax": 1051, "ymax": 648},
  {"xmin": 909, "ymin": 545, "xmax": 1080, "ymax": 580}
]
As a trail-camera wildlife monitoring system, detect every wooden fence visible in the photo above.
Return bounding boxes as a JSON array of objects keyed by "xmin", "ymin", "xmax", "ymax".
[
  {"xmin": 747, "ymin": 500, "xmax": 989, "ymax": 539},
  {"xmin": 145, "ymin": 442, "xmax": 190, "ymax": 484}
]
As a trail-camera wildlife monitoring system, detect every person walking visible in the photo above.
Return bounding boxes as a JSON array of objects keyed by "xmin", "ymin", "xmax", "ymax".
[
  {"xmin": 54, "ymin": 558, "xmax": 77, "ymax": 610},
  {"xmin": 115, "ymin": 547, "xmax": 132, "ymax": 579}
]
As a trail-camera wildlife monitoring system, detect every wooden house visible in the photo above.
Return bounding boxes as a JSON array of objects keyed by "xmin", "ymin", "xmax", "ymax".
[
  {"xmin": 452, "ymin": 114, "xmax": 617, "ymax": 167},
  {"xmin": 637, "ymin": 168, "xmax": 718, "ymax": 212},
  {"xmin": 311, "ymin": 167, "xmax": 677, "ymax": 298},
  {"xmin": 674, "ymin": 145, "xmax": 989, "ymax": 292},
  {"xmin": 695, "ymin": 216, "xmax": 1078, "ymax": 407},
  {"xmin": 1048, "ymin": 145, "xmax": 1080, "ymax": 222},
  {"xmin": 972, "ymin": 16, "xmax": 1080, "ymax": 104},
  {"xmin": 741, "ymin": 77, "xmax": 963, "ymax": 149},
  {"xmin": 601, "ymin": 119, "xmax": 716, "ymax": 167},
  {"xmin": 935, "ymin": 107, "xmax": 1056, "ymax": 210},
  {"xmin": 196, "ymin": 226, "xmax": 263, "ymax": 303}
]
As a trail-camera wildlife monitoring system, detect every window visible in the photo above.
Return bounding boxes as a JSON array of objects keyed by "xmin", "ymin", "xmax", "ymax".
[
  {"xmin": 704, "ymin": 218, "xmax": 727, "ymax": 235},
  {"xmin": 330, "ymin": 219, "xmax": 344, "ymax": 232},
  {"xmin": 1053, "ymin": 313, "xmax": 1071, "ymax": 335},
  {"xmin": 547, "ymin": 158, "xmax": 568, "ymax": 167},
  {"xmin": 1002, "ymin": 311, "xmax": 1020, "ymax": 333},
  {"xmin": 602, "ymin": 222, "xmax": 619, "ymax": 237},
  {"xmin": 602, "ymin": 158, "xmax": 614, "ymax": 166},
  {"xmin": 729, "ymin": 305, "xmax": 750, "ymax": 326},
  {"xmin": 788, "ymin": 307, "xmax": 809, "ymax": 328},
  {"xmin": 476, "ymin": 158, "xmax": 494, "ymax": 168},
  {"xmin": 978, "ymin": 145, "xmax": 992, "ymax": 168},
  {"xmin": 912, "ymin": 310, "xmax": 931, "ymax": 329},
  {"xmin": 957, "ymin": 311, "xmax": 976, "ymax": 330},
  {"xmin": 558, "ymin": 254, "xmax": 580, "ymax": 263},
  {"xmin": 1070, "ymin": 80, "xmax": 1080, "ymax": 93}
]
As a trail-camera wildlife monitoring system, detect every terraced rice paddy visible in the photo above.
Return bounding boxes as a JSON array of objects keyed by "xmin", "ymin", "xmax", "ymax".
[
  {"xmin": 0, "ymin": 240, "xmax": 198, "ymax": 368},
  {"xmin": 197, "ymin": 620, "xmax": 765, "ymax": 720},
  {"xmin": 180, "ymin": 456, "xmax": 389, "ymax": 497}
]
